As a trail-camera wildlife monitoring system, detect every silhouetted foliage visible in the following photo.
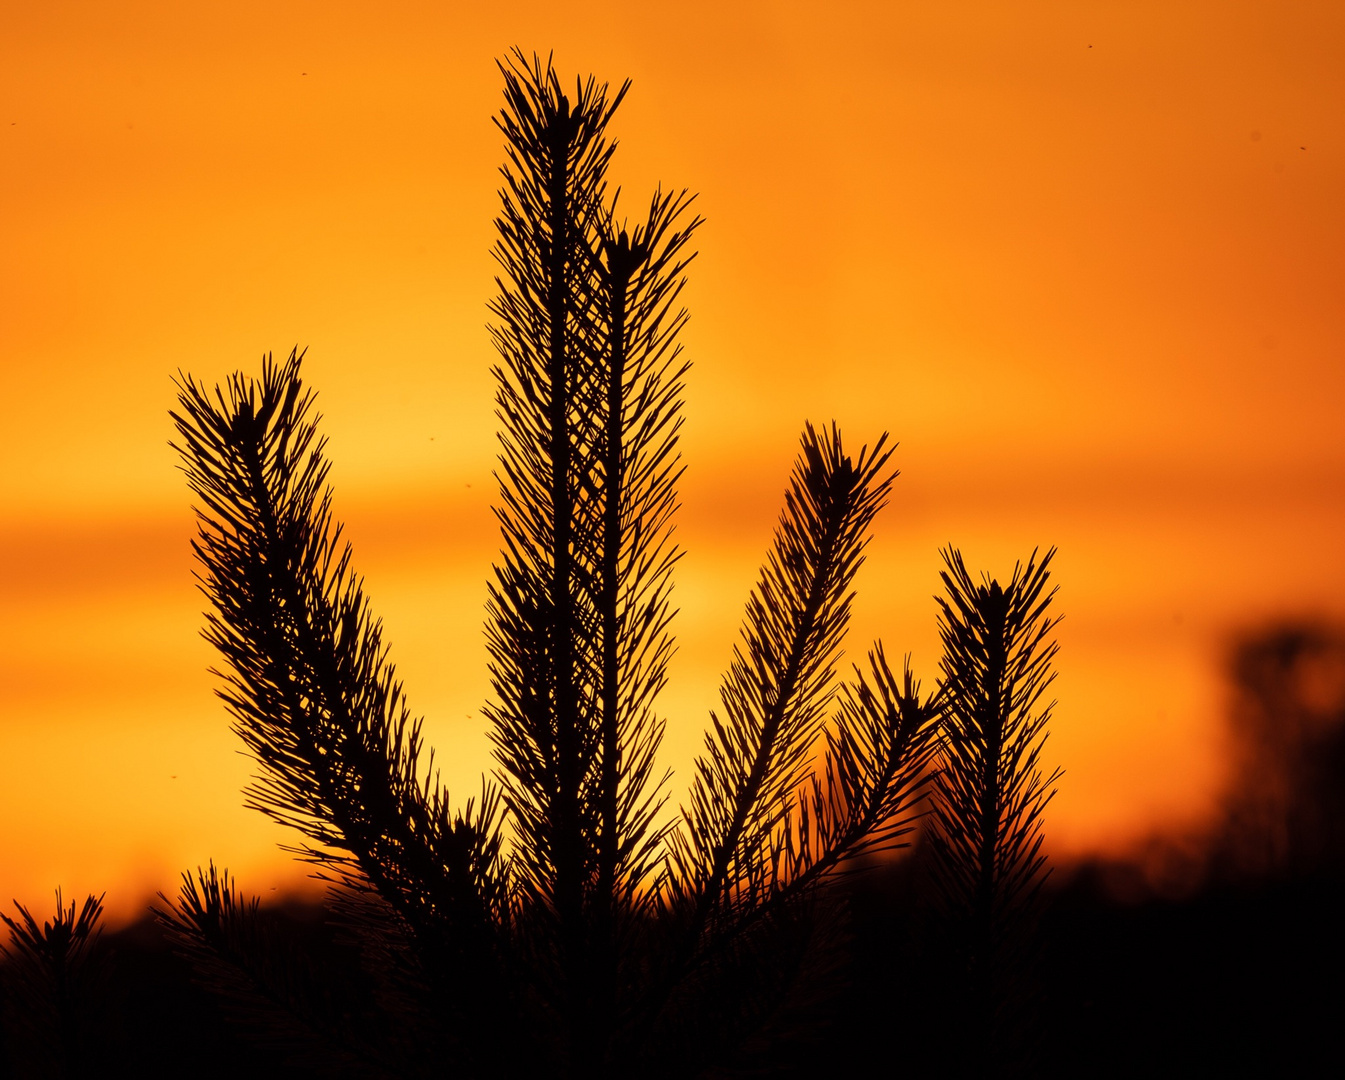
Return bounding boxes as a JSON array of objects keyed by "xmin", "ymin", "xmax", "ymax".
[
  {"xmin": 0, "ymin": 891, "xmax": 107, "ymax": 1078},
  {"xmin": 162, "ymin": 51, "xmax": 943, "ymax": 1077},
  {"xmin": 153, "ymin": 863, "xmax": 386, "ymax": 1074},
  {"xmin": 927, "ymin": 547, "xmax": 1061, "ymax": 1072}
]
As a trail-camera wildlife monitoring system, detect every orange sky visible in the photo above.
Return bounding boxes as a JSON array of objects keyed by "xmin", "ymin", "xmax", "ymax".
[{"xmin": 3, "ymin": 0, "xmax": 1343, "ymax": 927}]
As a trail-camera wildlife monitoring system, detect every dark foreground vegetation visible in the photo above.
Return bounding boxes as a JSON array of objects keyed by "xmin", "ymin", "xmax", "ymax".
[{"xmin": 3, "ymin": 846, "xmax": 1343, "ymax": 1077}]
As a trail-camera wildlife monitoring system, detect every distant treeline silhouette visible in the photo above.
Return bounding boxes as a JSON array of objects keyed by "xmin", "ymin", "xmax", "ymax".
[{"xmin": 2, "ymin": 52, "xmax": 1066, "ymax": 1078}]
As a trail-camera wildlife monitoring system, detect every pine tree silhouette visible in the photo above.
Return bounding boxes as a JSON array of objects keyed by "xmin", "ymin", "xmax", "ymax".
[{"xmin": 161, "ymin": 51, "xmax": 942, "ymax": 1077}]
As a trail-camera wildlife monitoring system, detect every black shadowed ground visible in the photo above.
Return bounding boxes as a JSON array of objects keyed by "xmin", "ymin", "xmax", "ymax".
[{"xmin": 4, "ymin": 855, "xmax": 1342, "ymax": 1078}]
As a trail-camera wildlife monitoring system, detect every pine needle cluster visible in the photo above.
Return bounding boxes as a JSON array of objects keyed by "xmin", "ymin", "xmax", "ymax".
[
  {"xmin": 151, "ymin": 50, "xmax": 1065, "ymax": 1078},
  {"xmin": 928, "ymin": 547, "xmax": 1062, "ymax": 1070},
  {"xmin": 0, "ymin": 891, "xmax": 107, "ymax": 1075}
]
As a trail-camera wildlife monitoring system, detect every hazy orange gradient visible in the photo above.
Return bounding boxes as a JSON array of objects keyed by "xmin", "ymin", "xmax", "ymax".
[{"xmin": 3, "ymin": 1, "xmax": 1343, "ymax": 926}]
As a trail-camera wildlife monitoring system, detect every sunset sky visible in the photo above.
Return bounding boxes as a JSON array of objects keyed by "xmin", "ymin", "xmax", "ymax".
[{"xmin": 3, "ymin": 0, "xmax": 1342, "ymax": 926}]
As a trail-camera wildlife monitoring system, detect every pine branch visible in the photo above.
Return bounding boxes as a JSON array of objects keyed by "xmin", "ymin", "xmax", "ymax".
[
  {"xmin": 672, "ymin": 424, "xmax": 897, "ymax": 936},
  {"xmin": 928, "ymin": 545, "xmax": 1062, "ymax": 1067},
  {"xmin": 486, "ymin": 51, "xmax": 625, "ymax": 938},
  {"xmin": 780, "ymin": 647, "xmax": 942, "ymax": 890},
  {"xmin": 169, "ymin": 350, "xmax": 507, "ymax": 972},
  {"xmin": 587, "ymin": 191, "xmax": 702, "ymax": 1049},
  {"xmin": 486, "ymin": 53, "xmax": 703, "ymax": 1071}
]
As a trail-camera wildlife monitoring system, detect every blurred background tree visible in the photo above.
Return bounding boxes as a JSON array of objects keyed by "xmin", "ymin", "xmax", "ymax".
[{"xmin": 1216, "ymin": 621, "xmax": 1345, "ymax": 880}]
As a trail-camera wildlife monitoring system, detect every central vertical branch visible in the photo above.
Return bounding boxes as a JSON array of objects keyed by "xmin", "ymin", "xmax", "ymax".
[
  {"xmin": 598, "ymin": 244, "xmax": 633, "ymax": 906},
  {"xmin": 543, "ymin": 95, "xmax": 584, "ymax": 972},
  {"xmin": 593, "ymin": 240, "xmax": 636, "ymax": 1063},
  {"xmin": 488, "ymin": 55, "xmax": 697, "ymax": 1075}
]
